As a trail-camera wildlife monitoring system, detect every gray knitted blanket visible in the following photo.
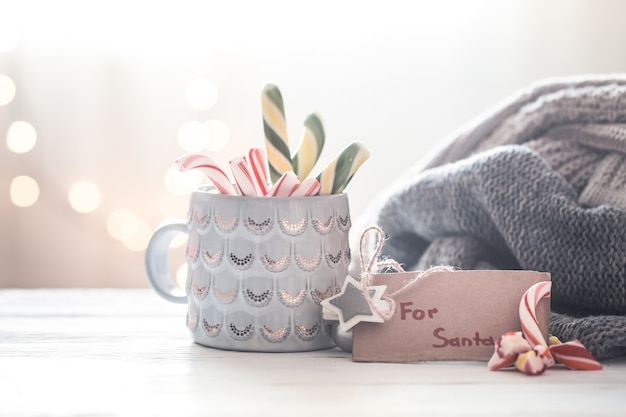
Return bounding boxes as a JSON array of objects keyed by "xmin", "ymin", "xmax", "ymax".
[{"xmin": 367, "ymin": 76, "xmax": 626, "ymax": 360}]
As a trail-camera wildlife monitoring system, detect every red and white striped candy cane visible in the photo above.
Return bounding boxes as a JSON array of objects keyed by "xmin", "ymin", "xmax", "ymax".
[
  {"xmin": 248, "ymin": 147, "xmax": 269, "ymax": 196},
  {"xmin": 290, "ymin": 177, "xmax": 320, "ymax": 197},
  {"xmin": 229, "ymin": 156, "xmax": 258, "ymax": 196},
  {"xmin": 174, "ymin": 153, "xmax": 236, "ymax": 195},
  {"xmin": 267, "ymin": 171, "xmax": 300, "ymax": 197}
]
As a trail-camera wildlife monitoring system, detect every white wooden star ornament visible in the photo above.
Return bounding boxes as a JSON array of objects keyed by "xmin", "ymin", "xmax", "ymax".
[{"xmin": 321, "ymin": 275, "xmax": 388, "ymax": 332}]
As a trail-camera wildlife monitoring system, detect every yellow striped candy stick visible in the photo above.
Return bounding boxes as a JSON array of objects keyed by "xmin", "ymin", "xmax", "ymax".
[
  {"xmin": 292, "ymin": 112, "xmax": 325, "ymax": 180},
  {"xmin": 261, "ymin": 83, "xmax": 293, "ymax": 183},
  {"xmin": 316, "ymin": 142, "xmax": 370, "ymax": 195}
]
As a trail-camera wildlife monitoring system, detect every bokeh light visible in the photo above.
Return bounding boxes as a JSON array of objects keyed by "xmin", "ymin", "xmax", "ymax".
[
  {"xmin": 6, "ymin": 120, "xmax": 37, "ymax": 153},
  {"xmin": 176, "ymin": 263, "xmax": 188, "ymax": 290},
  {"xmin": 68, "ymin": 181, "xmax": 101, "ymax": 214},
  {"xmin": 205, "ymin": 119, "xmax": 230, "ymax": 151},
  {"xmin": 177, "ymin": 120, "xmax": 209, "ymax": 152},
  {"xmin": 164, "ymin": 165, "xmax": 205, "ymax": 196},
  {"xmin": 122, "ymin": 220, "xmax": 152, "ymax": 251},
  {"xmin": 185, "ymin": 78, "xmax": 218, "ymax": 110},
  {"xmin": 107, "ymin": 209, "xmax": 139, "ymax": 241},
  {"xmin": 0, "ymin": 74, "xmax": 16, "ymax": 106},
  {"xmin": 10, "ymin": 175, "xmax": 40, "ymax": 207}
]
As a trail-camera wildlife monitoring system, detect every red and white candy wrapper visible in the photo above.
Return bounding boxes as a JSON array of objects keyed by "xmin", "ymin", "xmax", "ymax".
[
  {"xmin": 248, "ymin": 147, "xmax": 269, "ymax": 196},
  {"xmin": 290, "ymin": 177, "xmax": 321, "ymax": 197},
  {"xmin": 489, "ymin": 281, "xmax": 602, "ymax": 375},
  {"xmin": 229, "ymin": 156, "xmax": 258, "ymax": 196},
  {"xmin": 174, "ymin": 153, "xmax": 237, "ymax": 195},
  {"xmin": 487, "ymin": 331, "xmax": 531, "ymax": 371},
  {"xmin": 266, "ymin": 171, "xmax": 300, "ymax": 197},
  {"xmin": 549, "ymin": 339, "xmax": 603, "ymax": 370}
]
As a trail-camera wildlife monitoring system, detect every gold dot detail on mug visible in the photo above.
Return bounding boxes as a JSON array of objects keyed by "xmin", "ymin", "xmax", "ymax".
[
  {"xmin": 245, "ymin": 217, "xmax": 274, "ymax": 235},
  {"xmin": 229, "ymin": 253, "xmax": 253, "ymax": 269},
  {"xmin": 192, "ymin": 282, "xmax": 209, "ymax": 300},
  {"xmin": 325, "ymin": 250, "xmax": 343, "ymax": 268},
  {"xmin": 261, "ymin": 325, "xmax": 291, "ymax": 343},
  {"xmin": 187, "ymin": 312, "xmax": 199, "ymax": 330},
  {"xmin": 194, "ymin": 213, "xmax": 211, "ymax": 229},
  {"xmin": 278, "ymin": 289, "xmax": 307, "ymax": 308},
  {"xmin": 227, "ymin": 323, "xmax": 254, "ymax": 341},
  {"xmin": 278, "ymin": 217, "xmax": 308, "ymax": 236},
  {"xmin": 261, "ymin": 254, "xmax": 290, "ymax": 273},
  {"xmin": 337, "ymin": 213, "xmax": 351, "ymax": 231},
  {"xmin": 214, "ymin": 287, "xmax": 237, "ymax": 304},
  {"xmin": 244, "ymin": 289, "xmax": 272, "ymax": 307},
  {"xmin": 202, "ymin": 250, "xmax": 223, "ymax": 268},
  {"xmin": 312, "ymin": 217, "xmax": 334, "ymax": 235},
  {"xmin": 295, "ymin": 323, "xmax": 321, "ymax": 341},
  {"xmin": 215, "ymin": 214, "xmax": 239, "ymax": 232},
  {"xmin": 201, "ymin": 319, "xmax": 222, "ymax": 337},
  {"xmin": 311, "ymin": 287, "xmax": 334, "ymax": 304},
  {"xmin": 295, "ymin": 253, "xmax": 321, "ymax": 272}
]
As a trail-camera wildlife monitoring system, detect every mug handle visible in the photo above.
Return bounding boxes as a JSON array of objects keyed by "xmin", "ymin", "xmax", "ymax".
[{"xmin": 145, "ymin": 220, "xmax": 188, "ymax": 304}]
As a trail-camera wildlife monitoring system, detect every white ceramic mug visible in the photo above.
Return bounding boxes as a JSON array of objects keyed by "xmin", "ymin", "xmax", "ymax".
[{"xmin": 145, "ymin": 186, "xmax": 351, "ymax": 352}]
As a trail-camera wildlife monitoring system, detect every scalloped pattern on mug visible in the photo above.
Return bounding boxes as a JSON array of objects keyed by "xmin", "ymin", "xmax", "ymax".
[
  {"xmin": 214, "ymin": 214, "xmax": 239, "ymax": 233},
  {"xmin": 194, "ymin": 212, "xmax": 211, "ymax": 230},
  {"xmin": 295, "ymin": 253, "xmax": 321, "ymax": 272},
  {"xmin": 325, "ymin": 250, "xmax": 343, "ymax": 268},
  {"xmin": 192, "ymin": 281, "xmax": 209, "ymax": 300},
  {"xmin": 227, "ymin": 323, "xmax": 254, "ymax": 341},
  {"xmin": 311, "ymin": 287, "xmax": 333, "ymax": 304},
  {"xmin": 245, "ymin": 217, "xmax": 274, "ymax": 235},
  {"xmin": 278, "ymin": 289, "xmax": 307, "ymax": 308},
  {"xmin": 295, "ymin": 323, "xmax": 321, "ymax": 341},
  {"xmin": 202, "ymin": 250, "xmax": 223, "ymax": 268},
  {"xmin": 261, "ymin": 254, "xmax": 290, "ymax": 273},
  {"xmin": 186, "ymin": 247, "xmax": 200, "ymax": 265},
  {"xmin": 186, "ymin": 311, "xmax": 199, "ymax": 330},
  {"xmin": 278, "ymin": 217, "xmax": 308, "ymax": 236},
  {"xmin": 260, "ymin": 325, "xmax": 291, "ymax": 343},
  {"xmin": 244, "ymin": 289, "xmax": 273, "ymax": 307},
  {"xmin": 312, "ymin": 216, "xmax": 334, "ymax": 235},
  {"xmin": 214, "ymin": 287, "xmax": 237, "ymax": 304},
  {"xmin": 337, "ymin": 213, "xmax": 351, "ymax": 232},
  {"xmin": 201, "ymin": 319, "xmax": 222, "ymax": 337},
  {"xmin": 229, "ymin": 253, "xmax": 254, "ymax": 270}
]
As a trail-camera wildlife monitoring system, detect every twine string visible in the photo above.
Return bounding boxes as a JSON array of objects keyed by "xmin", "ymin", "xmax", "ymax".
[{"xmin": 357, "ymin": 226, "xmax": 454, "ymax": 321}]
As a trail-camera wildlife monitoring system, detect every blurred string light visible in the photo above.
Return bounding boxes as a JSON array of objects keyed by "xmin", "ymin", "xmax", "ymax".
[
  {"xmin": 6, "ymin": 121, "xmax": 37, "ymax": 153},
  {"xmin": 10, "ymin": 175, "xmax": 39, "ymax": 207},
  {"xmin": 176, "ymin": 264, "xmax": 188, "ymax": 290},
  {"xmin": 68, "ymin": 181, "xmax": 101, "ymax": 214},
  {"xmin": 186, "ymin": 78, "xmax": 218, "ymax": 111},
  {"xmin": 106, "ymin": 208, "xmax": 157, "ymax": 252},
  {"xmin": 0, "ymin": 74, "xmax": 16, "ymax": 106},
  {"xmin": 177, "ymin": 120, "xmax": 209, "ymax": 151},
  {"xmin": 205, "ymin": 119, "xmax": 230, "ymax": 151}
]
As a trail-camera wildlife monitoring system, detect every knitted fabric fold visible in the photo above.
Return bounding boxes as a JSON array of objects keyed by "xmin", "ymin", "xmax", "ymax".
[{"xmin": 367, "ymin": 76, "xmax": 626, "ymax": 360}]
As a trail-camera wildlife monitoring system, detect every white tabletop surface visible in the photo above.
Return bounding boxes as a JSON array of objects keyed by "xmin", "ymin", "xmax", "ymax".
[{"xmin": 2, "ymin": 289, "xmax": 625, "ymax": 417}]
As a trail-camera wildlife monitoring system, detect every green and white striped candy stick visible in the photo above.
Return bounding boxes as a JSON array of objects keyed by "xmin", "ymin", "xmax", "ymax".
[
  {"xmin": 292, "ymin": 112, "xmax": 325, "ymax": 180},
  {"xmin": 316, "ymin": 142, "xmax": 370, "ymax": 195},
  {"xmin": 262, "ymin": 83, "xmax": 293, "ymax": 183}
]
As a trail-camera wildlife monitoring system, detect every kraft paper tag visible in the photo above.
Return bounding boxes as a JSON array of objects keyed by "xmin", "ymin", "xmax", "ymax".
[{"xmin": 352, "ymin": 269, "xmax": 550, "ymax": 363}]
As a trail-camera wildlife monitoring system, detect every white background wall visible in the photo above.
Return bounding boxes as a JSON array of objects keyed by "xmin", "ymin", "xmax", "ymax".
[{"xmin": 2, "ymin": 0, "xmax": 626, "ymax": 287}]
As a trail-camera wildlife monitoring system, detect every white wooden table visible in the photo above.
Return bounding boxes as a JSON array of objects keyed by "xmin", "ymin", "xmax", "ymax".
[{"xmin": 2, "ymin": 289, "xmax": 625, "ymax": 417}]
